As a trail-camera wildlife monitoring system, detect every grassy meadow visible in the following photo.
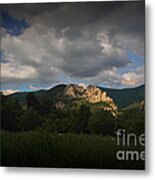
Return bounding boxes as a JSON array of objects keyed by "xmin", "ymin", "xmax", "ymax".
[{"xmin": 1, "ymin": 130, "xmax": 144, "ymax": 169}]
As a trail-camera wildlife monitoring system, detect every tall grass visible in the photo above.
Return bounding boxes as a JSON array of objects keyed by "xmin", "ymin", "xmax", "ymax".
[{"xmin": 1, "ymin": 131, "xmax": 144, "ymax": 169}]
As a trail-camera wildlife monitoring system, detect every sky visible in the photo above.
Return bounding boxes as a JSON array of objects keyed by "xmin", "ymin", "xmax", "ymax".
[{"xmin": 0, "ymin": 1, "xmax": 145, "ymax": 94}]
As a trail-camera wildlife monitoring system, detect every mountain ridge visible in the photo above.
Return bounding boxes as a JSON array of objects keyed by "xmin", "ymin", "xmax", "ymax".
[
  {"xmin": 99, "ymin": 84, "xmax": 145, "ymax": 108},
  {"xmin": 6, "ymin": 84, "xmax": 145, "ymax": 108}
]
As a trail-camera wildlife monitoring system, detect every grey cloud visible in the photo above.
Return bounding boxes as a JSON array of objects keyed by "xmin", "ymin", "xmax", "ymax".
[{"xmin": 1, "ymin": 1, "xmax": 145, "ymax": 89}]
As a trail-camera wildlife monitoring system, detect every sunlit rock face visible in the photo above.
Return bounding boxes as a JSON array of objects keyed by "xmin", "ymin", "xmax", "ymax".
[
  {"xmin": 64, "ymin": 84, "xmax": 85, "ymax": 98},
  {"xmin": 64, "ymin": 84, "xmax": 118, "ymax": 113},
  {"xmin": 84, "ymin": 85, "xmax": 108, "ymax": 103}
]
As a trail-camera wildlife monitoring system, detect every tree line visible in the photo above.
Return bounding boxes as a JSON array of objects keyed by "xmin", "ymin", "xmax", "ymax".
[{"xmin": 0, "ymin": 92, "xmax": 145, "ymax": 135}]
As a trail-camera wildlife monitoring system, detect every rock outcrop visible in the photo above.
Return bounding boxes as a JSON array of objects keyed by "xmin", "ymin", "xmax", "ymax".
[
  {"xmin": 64, "ymin": 84, "xmax": 117, "ymax": 113},
  {"xmin": 84, "ymin": 85, "xmax": 112, "ymax": 103},
  {"xmin": 64, "ymin": 84, "xmax": 85, "ymax": 98},
  {"xmin": 54, "ymin": 101, "xmax": 65, "ymax": 109}
]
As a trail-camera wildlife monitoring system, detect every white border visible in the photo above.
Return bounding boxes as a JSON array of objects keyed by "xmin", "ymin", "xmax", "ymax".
[
  {"xmin": 0, "ymin": 0, "xmax": 140, "ymax": 3},
  {"xmin": 1, "ymin": 0, "xmax": 155, "ymax": 179}
]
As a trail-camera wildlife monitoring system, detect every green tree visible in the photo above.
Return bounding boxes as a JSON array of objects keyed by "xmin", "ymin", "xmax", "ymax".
[
  {"xmin": 17, "ymin": 108, "xmax": 41, "ymax": 131},
  {"xmin": 26, "ymin": 92, "xmax": 40, "ymax": 112},
  {"xmin": 1, "ymin": 95, "xmax": 22, "ymax": 131},
  {"xmin": 75, "ymin": 105, "xmax": 92, "ymax": 134},
  {"xmin": 115, "ymin": 106, "xmax": 145, "ymax": 135},
  {"xmin": 40, "ymin": 108, "xmax": 69, "ymax": 133},
  {"xmin": 40, "ymin": 100, "xmax": 53, "ymax": 115},
  {"xmin": 89, "ymin": 110, "xmax": 115, "ymax": 135}
]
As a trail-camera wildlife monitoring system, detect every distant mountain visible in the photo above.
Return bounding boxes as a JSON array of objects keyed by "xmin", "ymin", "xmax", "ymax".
[
  {"xmin": 9, "ymin": 84, "xmax": 67, "ymax": 106},
  {"xmin": 99, "ymin": 84, "xmax": 145, "ymax": 108},
  {"xmin": 8, "ymin": 84, "xmax": 145, "ymax": 108}
]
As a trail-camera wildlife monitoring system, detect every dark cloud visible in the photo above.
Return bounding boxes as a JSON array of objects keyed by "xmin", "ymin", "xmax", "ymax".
[
  {"xmin": 0, "ymin": 1, "xmax": 145, "ymax": 90},
  {"xmin": 1, "ymin": 1, "xmax": 145, "ymax": 36}
]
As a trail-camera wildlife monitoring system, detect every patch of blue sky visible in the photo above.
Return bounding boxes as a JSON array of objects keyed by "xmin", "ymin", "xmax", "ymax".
[
  {"xmin": 128, "ymin": 51, "xmax": 144, "ymax": 67},
  {"xmin": 118, "ymin": 51, "xmax": 144, "ymax": 74},
  {"xmin": 98, "ymin": 83, "xmax": 109, "ymax": 88},
  {"xmin": 0, "ymin": 10, "xmax": 29, "ymax": 36},
  {"xmin": 1, "ymin": 83, "xmax": 32, "ymax": 92}
]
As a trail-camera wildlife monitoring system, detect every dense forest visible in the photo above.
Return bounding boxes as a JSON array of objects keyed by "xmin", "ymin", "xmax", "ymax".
[{"xmin": 0, "ymin": 90, "xmax": 145, "ymax": 169}]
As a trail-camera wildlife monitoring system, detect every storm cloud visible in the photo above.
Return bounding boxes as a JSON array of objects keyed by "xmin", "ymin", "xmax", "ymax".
[{"xmin": 0, "ymin": 1, "xmax": 145, "ymax": 91}]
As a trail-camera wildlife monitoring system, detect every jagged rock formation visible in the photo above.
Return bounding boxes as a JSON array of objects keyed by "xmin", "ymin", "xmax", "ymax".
[
  {"xmin": 64, "ymin": 84, "xmax": 118, "ymax": 113},
  {"xmin": 84, "ymin": 85, "xmax": 113, "ymax": 103},
  {"xmin": 64, "ymin": 84, "xmax": 84, "ymax": 98},
  {"xmin": 54, "ymin": 101, "xmax": 65, "ymax": 109}
]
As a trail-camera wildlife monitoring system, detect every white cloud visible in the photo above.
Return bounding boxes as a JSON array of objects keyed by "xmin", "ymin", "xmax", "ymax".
[
  {"xmin": 1, "ymin": 63, "xmax": 38, "ymax": 80},
  {"xmin": 2, "ymin": 89, "xmax": 19, "ymax": 95},
  {"xmin": 121, "ymin": 66, "xmax": 144, "ymax": 87},
  {"xmin": 1, "ymin": 2, "xmax": 144, "ymax": 90}
]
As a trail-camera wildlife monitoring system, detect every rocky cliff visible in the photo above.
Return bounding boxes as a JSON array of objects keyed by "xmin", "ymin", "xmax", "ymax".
[{"xmin": 64, "ymin": 84, "xmax": 117, "ymax": 113}]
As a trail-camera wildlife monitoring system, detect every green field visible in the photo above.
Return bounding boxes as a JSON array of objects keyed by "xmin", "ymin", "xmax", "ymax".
[{"xmin": 1, "ymin": 131, "xmax": 144, "ymax": 169}]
